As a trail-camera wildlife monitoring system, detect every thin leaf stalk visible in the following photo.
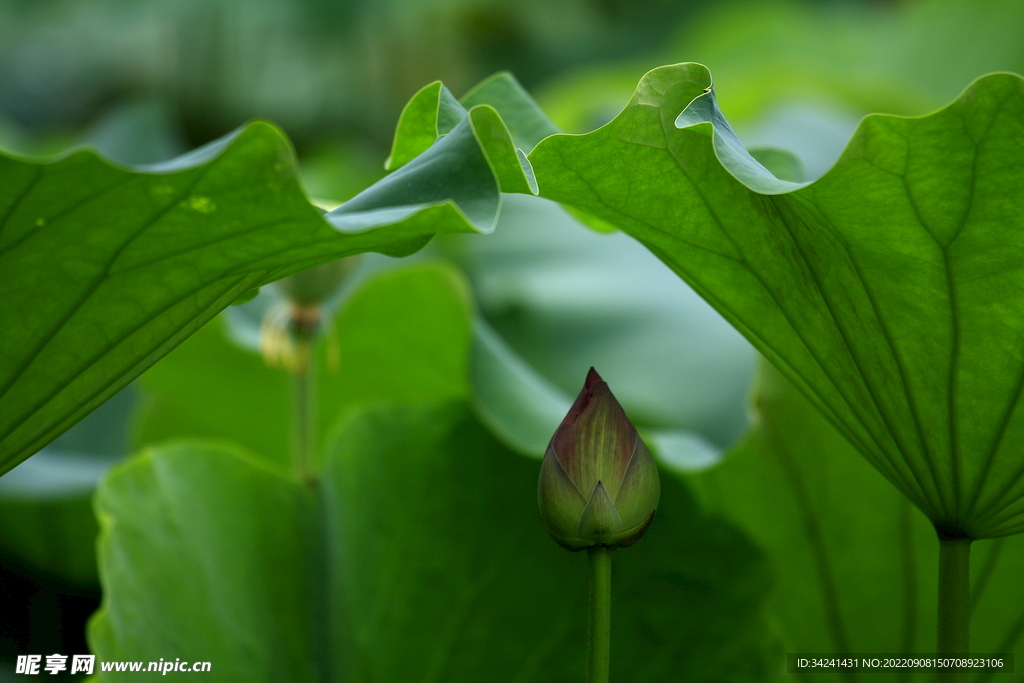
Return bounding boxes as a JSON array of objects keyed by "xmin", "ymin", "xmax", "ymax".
[{"xmin": 588, "ymin": 545, "xmax": 612, "ymax": 683}]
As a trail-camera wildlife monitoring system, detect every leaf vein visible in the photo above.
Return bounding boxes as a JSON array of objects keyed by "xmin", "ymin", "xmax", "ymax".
[
  {"xmin": 0, "ymin": 162, "xmax": 217, "ymax": 413},
  {"xmin": 0, "ymin": 165, "xmax": 42, "ymax": 243}
]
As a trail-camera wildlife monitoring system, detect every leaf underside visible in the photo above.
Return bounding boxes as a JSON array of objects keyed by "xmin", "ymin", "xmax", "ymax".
[
  {"xmin": 691, "ymin": 359, "xmax": 1024, "ymax": 680},
  {"xmin": 0, "ymin": 105, "xmax": 518, "ymax": 475},
  {"xmin": 382, "ymin": 63, "xmax": 1024, "ymax": 538},
  {"xmin": 527, "ymin": 64, "xmax": 1024, "ymax": 538}
]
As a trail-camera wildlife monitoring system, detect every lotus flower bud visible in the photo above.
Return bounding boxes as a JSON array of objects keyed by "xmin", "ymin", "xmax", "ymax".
[
  {"xmin": 538, "ymin": 368, "xmax": 660, "ymax": 551},
  {"xmin": 275, "ymin": 256, "xmax": 361, "ymax": 307},
  {"xmin": 261, "ymin": 257, "xmax": 359, "ymax": 372}
]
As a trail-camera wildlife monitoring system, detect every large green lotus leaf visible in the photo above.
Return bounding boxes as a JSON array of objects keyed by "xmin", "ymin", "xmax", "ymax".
[
  {"xmin": 131, "ymin": 262, "xmax": 472, "ymax": 469},
  {"xmin": 0, "ymin": 98, "xmax": 185, "ymax": 587},
  {"xmin": 689, "ymin": 359, "xmax": 1024, "ymax": 680},
  {"xmin": 380, "ymin": 74, "xmax": 546, "ymax": 199},
  {"xmin": 520, "ymin": 63, "xmax": 1024, "ymax": 539},
  {"xmin": 0, "ymin": 113, "xmax": 511, "ymax": 476},
  {"xmin": 460, "ymin": 72, "xmax": 561, "ymax": 151},
  {"xmin": 386, "ymin": 73, "xmax": 557, "ymax": 174},
  {"xmin": 90, "ymin": 403, "xmax": 779, "ymax": 682}
]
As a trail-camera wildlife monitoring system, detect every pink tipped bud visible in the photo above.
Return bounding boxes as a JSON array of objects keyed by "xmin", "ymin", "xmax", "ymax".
[{"xmin": 538, "ymin": 368, "xmax": 659, "ymax": 551}]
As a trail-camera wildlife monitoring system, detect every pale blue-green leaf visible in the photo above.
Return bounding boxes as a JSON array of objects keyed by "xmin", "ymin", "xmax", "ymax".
[
  {"xmin": 469, "ymin": 318, "xmax": 571, "ymax": 458},
  {"xmin": 435, "ymin": 193, "xmax": 754, "ymax": 448}
]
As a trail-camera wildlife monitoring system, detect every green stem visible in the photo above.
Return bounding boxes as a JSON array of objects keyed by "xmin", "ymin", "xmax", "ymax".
[
  {"xmin": 937, "ymin": 535, "xmax": 971, "ymax": 683},
  {"xmin": 588, "ymin": 545, "xmax": 612, "ymax": 683},
  {"xmin": 290, "ymin": 332, "xmax": 318, "ymax": 482},
  {"xmin": 897, "ymin": 499, "xmax": 918, "ymax": 683}
]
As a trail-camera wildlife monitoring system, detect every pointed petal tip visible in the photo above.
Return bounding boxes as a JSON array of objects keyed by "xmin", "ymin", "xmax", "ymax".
[{"xmin": 563, "ymin": 368, "xmax": 606, "ymax": 426}]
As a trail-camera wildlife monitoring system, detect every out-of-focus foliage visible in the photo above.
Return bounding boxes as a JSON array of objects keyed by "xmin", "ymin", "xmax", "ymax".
[
  {"xmin": 541, "ymin": 0, "xmax": 1024, "ymax": 179},
  {"xmin": 133, "ymin": 263, "xmax": 473, "ymax": 470},
  {"xmin": 90, "ymin": 262, "xmax": 782, "ymax": 682},
  {"xmin": 6, "ymin": 0, "xmax": 1024, "ymax": 676},
  {"xmin": 0, "ymin": 0, "xmax": 720, "ymax": 149},
  {"xmin": 440, "ymin": 194, "xmax": 754, "ymax": 450},
  {"xmin": 0, "ymin": 388, "xmax": 131, "ymax": 585},
  {"xmin": 133, "ymin": 232, "xmax": 740, "ymax": 465},
  {"xmin": 672, "ymin": 0, "xmax": 1024, "ymax": 124}
]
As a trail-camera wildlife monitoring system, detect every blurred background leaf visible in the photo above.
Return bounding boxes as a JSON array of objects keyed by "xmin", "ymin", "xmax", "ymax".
[
  {"xmin": 436, "ymin": 193, "xmax": 754, "ymax": 451},
  {"xmin": 0, "ymin": 390, "xmax": 128, "ymax": 683},
  {"xmin": 0, "ymin": 0, "xmax": 719, "ymax": 152},
  {"xmin": 132, "ymin": 262, "xmax": 472, "ymax": 470},
  {"xmin": 89, "ymin": 263, "xmax": 781, "ymax": 682},
  {"xmin": 0, "ymin": 388, "xmax": 130, "ymax": 585},
  {"xmin": 90, "ymin": 407, "xmax": 781, "ymax": 682}
]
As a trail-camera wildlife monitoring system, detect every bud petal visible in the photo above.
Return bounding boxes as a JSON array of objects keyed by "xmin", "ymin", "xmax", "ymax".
[
  {"xmin": 576, "ymin": 481, "xmax": 623, "ymax": 542},
  {"xmin": 608, "ymin": 437, "xmax": 660, "ymax": 532},
  {"xmin": 538, "ymin": 446, "xmax": 590, "ymax": 551},
  {"xmin": 606, "ymin": 510, "xmax": 656, "ymax": 548}
]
